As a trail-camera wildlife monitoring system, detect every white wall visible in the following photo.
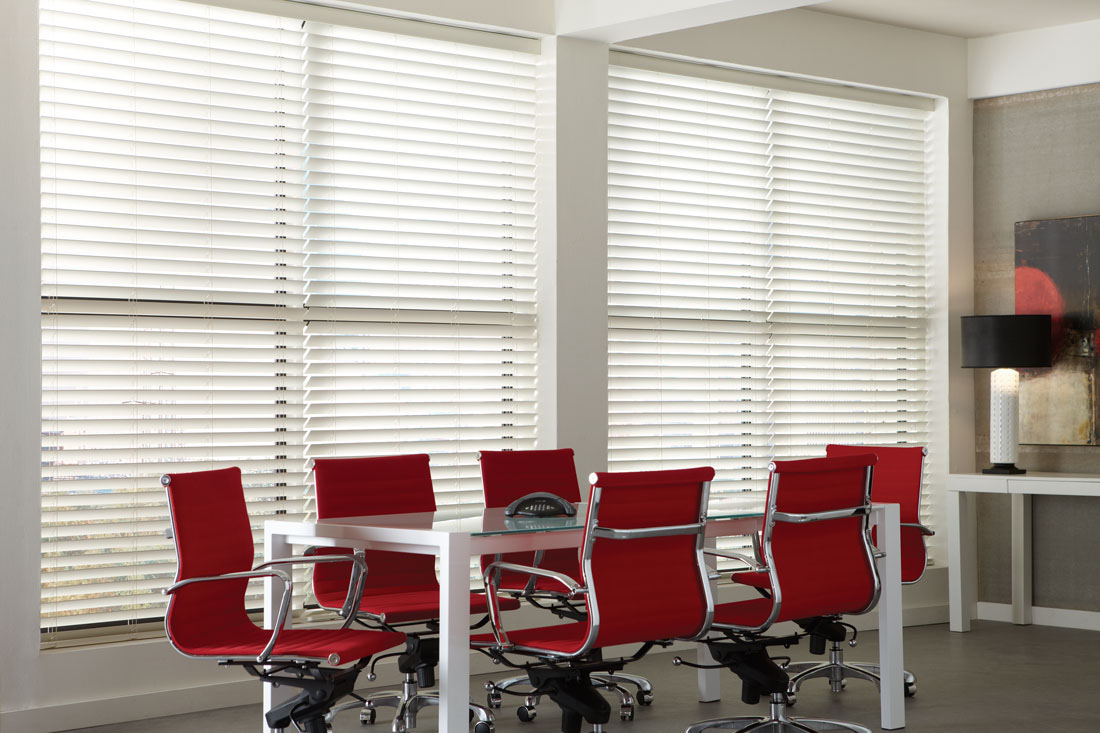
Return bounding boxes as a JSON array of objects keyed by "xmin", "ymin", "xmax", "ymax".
[
  {"xmin": 1, "ymin": 2, "xmax": 972, "ymax": 730},
  {"xmin": 969, "ymin": 17, "xmax": 1100, "ymax": 99}
]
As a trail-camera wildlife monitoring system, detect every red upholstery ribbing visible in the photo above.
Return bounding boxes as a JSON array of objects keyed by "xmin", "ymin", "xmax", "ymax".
[
  {"xmin": 493, "ymin": 466, "xmax": 714, "ymax": 657},
  {"xmin": 163, "ymin": 467, "xmax": 403, "ymax": 662},
  {"xmin": 719, "ymin": 455, "xmax": 878, "ymax": 627},
  {"xmin": 826, "ymin": 444, "xmax": 928, "ymax": 583},
  {"xmin": 478, "ymin": 449, "xmax": 584, "ymax": 591},
  {"xmin": 311, "ymin": 454, "xmax": 518, "ymax": 620}
]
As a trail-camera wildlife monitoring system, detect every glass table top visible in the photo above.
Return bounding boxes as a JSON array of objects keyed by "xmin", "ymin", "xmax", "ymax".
[{"xmin": 315, "ymin": 499, "xmax": 762, "ymax": 537}]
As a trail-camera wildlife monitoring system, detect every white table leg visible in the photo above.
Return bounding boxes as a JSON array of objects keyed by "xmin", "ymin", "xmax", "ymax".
[
  {"xmin": 946, "ymin": 489, "xmax": 974, "ymax": 632},
  {"xmin": 697, "ymin": 536, "xmax": 721, "ymax": 702},
  {"xmin": 262, "ymin": 527, "xmax": 295, "ymax": 733},
  {"xmin": 1010, "ymin": 493, "xmax": 1033, "ymax": 625},
  {"xmin": 875, "ymin": 503, "xmax": 905, "ymax": 730},
  {"xmin": 439, "ymin": 533, "xmax": 472, "ymax": 733}
]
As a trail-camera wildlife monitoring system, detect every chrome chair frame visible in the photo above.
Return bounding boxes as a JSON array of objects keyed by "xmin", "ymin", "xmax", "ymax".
[
  {"xmin": 688, "ymin": 461, "xmax": 879, "ymax": 733},
  {"xmin": 479, "ymin": 474, "xmax": 714, "ymax": 733}
]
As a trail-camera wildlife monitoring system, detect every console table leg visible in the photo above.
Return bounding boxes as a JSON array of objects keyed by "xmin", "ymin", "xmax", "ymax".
[
  {"xmin": 947, "ymin": 490, "xmax": 974, "ymax": 632},
  {"xmin": 1011, "ymin": 493, "xmax": 1033, "ymax": 625}
]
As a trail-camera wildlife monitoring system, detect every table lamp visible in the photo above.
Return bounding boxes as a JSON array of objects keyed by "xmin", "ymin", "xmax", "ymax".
[{"xmin": 961, "ymin": 314, "xmax": 1052, "ymax": 474}]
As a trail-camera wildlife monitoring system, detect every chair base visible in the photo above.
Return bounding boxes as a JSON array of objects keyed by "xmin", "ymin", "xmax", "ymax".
[
  {"xmin": 686, "ymin": 695, "xmax": 871, "ymax": 733},
  {"xmin": 329, "ymin": 674, "xmax": 493, "ymax": 733},
  {"xmin": 486, "ymin": 671, "xmax": 652, "ymax": 718},
  {"xmin": 526, "ymin": 667, "xmax": 617, "ymax": 733},
  {"xmin": 786, "ymin": 641, "xmax": 916, "ymax": 696}
]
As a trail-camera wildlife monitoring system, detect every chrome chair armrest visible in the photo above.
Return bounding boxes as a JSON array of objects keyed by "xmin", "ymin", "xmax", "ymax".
[
  {"xmin": 901, "ymin": 521, "xmax": 935, "ymax": 536},
  {"xmin": 751, "ymin": 532, "xmax": 763, "ymax": 563},
  {"xmin": 484, "ymin": 561, "xmax": 585, "ymax": 598},
  {"xmin": 255, "ymin": 551, "xmax": 369, "ymax": 628},
  {"xmin": 703, "ymin": 548, "xmax": 768, "ymax": 574},
  {"xmin": 482, "ymin": 561, "xmax": 587, "ymax": 649},
  {"xmin": 163, "ymin": 567, "xmax": 293, "ymax": 664}
]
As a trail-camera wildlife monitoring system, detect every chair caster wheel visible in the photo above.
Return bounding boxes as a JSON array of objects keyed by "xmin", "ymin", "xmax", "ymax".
[
  {"xmin": 517, "ymin": 705, "xmax": 536, "ymax": 722},
  {"xmin": 361, "ymin": 707, "xmax": 377, "ymax": 725},
  {"xmin": 905, "ymin": 683, "xmax": 916, "ymax": 698},
  {"xmin": 785, "ymin": 693, "xmax": 797, "ymax": 707},
  {"xmin": 619, "ymin": 705, "xmax": 634, "ymax": 722},
  {"xmin": 393, "ymin": 719, "xmax": 407, "ymax": 733},
  {"xmin": 637, "ymin": 691, "xmax": 654, "ymax": 706},
  {"xmin": 486, "ymin": 693, "xmax": 502, "ymax": 709},
  {"xmin": 473, "ymin": 722, "xmax": 494, "ymax": 733}
]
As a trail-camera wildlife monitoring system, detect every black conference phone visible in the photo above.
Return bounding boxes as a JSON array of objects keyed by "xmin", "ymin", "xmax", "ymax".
[{"xmin": 504, "ymin": 492, "xmax": 577, "ymax": 518}]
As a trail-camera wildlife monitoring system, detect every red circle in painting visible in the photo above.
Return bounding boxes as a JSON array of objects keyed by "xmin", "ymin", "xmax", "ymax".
[{"xmin": 1014, "ymin": 264, "xmax": 1065, "ymax": 352}]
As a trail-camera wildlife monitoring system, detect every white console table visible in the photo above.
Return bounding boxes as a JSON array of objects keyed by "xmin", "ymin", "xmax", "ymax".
[{"xmin": 946, "ymin": 472, "xmax": 1100, "ymax": 631}]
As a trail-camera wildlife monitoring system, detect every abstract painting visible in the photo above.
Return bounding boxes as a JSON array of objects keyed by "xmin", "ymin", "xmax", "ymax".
[{"xmin": 1015, "ymin": 214, "xmax": 1100, "ymax": 444}]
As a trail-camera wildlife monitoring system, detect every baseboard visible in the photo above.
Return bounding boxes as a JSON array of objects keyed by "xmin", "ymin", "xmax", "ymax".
[{"xmin": 976, "ymin": 602, "xmax": 1100, "ymax": 631}]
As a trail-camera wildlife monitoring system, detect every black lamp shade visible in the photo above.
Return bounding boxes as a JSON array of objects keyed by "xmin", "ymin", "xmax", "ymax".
[{"xmin": 961, "ymin": 314, "xmax": 1052, "ymax": 368}]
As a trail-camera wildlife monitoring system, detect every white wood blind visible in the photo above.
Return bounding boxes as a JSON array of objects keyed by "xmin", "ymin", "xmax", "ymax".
[
  {"xmin": 40, "ymin": 0, "xmax": 537, "ymax": 634},
  {"xmin": 299, "ymin": 20, "xmax": 538, "ymax": 508},
  {"xmin": 607, "ymin": 60, "xmax": 934, "ymax": 529}
]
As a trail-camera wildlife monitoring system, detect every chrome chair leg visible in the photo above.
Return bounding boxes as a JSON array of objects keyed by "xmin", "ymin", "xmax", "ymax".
[
  {"xmin": 327, "ymin": 692, "xmax": 402, "ymax": 724},
  {"xmin": 591, "ymin": 672, "xmax": 654, "ymax": 705},
  {"xmin": 485, "ymin": 675, "xmax": 542, "ymax": 708},
  {"xmin": 685, "ymin": 694, "xmax": 872, "ymax": 733}
]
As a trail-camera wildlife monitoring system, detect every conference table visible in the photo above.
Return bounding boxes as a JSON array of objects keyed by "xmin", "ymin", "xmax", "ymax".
[{"xmin": 262, "ymin": 501, "xmax": 906, "ymax": 733}]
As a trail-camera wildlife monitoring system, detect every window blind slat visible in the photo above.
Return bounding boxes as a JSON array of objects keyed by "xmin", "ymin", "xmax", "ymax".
[
  {"xmin": 42, "ymin": 0, "xmax": 537, "ymax": 635},
  {"xmin": 608, "ymin": 61, "xmax": 935, "ymax": 566}
]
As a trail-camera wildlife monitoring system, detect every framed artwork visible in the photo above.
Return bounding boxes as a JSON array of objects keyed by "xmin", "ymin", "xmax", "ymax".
[{"xmin": 1015, "ymin": 214, "xmax": 1100, "ymax": 445}]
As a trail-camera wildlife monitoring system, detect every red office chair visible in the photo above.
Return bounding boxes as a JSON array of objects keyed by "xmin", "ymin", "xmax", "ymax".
[
  {"xmin": 781, "ymin": 445, "xmax": 928, "ymax": 699},
  {"xmin": 473, "ymin": 466, "xmax": 714, "ymax": 733},
  {"xmin": 162, "ymin": 466, "xmax": 405, "ymax": 733},
  {"xmin": 479, "ymin": 449, "xmax": 655, "ymax": 718},
  {"xmin": 680, "ymin": 454, "xmax": 879, "ymax": 733},
  {"xmin": 479, "ymin": 449, "xmax": 584, "ymax": 602},
  {"xmin": 310, "ymin": 454, "xmax": 520, "ymax": 733}
]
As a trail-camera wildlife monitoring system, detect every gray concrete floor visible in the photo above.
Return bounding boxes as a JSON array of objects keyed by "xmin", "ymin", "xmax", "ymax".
[{"xmin": 63, "ymin": 621, "xmax": 1100, "ymax": 732}]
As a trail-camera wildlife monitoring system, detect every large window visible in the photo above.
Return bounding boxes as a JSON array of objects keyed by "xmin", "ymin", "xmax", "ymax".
[
  {"xmin": 40, "ymin": 0, "xmax": 536, "ymax": 636},
  {"xmin": 608, "ymin": 56, "xmax": 934, "ymax": 526}
]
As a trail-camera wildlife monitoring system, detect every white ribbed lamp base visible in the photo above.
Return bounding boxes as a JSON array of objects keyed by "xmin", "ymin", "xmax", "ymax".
[{"xmin": 986, "ymin": 368, "xmax": 1025, "ymax": 474}]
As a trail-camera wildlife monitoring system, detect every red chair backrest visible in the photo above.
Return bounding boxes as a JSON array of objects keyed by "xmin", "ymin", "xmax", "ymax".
[
  {"xmin": 479, "ymin": 449, "xmax": 584, "ymax": 585},
  {"xmin": 765, "ymin": 454, "xmax": 879, "ymax": 623},
  {"xmin": 826, "ymin": 444, "xmax": 928, "ymax": 583},
  {"xmin": 312, "ymin": 454, "xmax": 438, "ymax": 601},
  {"xmin": 479, "ymin": 449, "xmax": 583, "ymax": 507},
  {"xmin": 163, "ymin": 466, "xmax": 255, "ymax": 651},
  {"xmin": 583, "ymin": 467, "xmax": 714, "ymax": 648}
]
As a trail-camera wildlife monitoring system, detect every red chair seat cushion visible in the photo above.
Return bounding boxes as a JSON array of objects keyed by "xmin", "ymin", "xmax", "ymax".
[
  {"xmin": 171, "ymin": 617, "xmax": 404, "ymax": 663},
  {"xmin": 713, "ymin": 598, "xmax": 776, "ymax": 629},
  {"xmin": 315, "ymin": 587, "xmax": 520, "ymax": 624},
  {"xmin": 730, "ymin": 569, "xmax": 770, "ymax": 590},
  {"xmin": 471, "ymin": 622, "xmax": 589, "ymax": 654},
  {"xmin": 470, "ymin": 608, "xmax": 697, "ymax": 656}
]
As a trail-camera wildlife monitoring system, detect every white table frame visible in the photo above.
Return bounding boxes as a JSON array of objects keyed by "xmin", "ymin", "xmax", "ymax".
[
  {"xmin": 947, "ymin": 471, "xmax": 1100, "ymax": 632},
  {"xmin": 263, "ymin": 503, "xmax": 904, "ymax": 732}
]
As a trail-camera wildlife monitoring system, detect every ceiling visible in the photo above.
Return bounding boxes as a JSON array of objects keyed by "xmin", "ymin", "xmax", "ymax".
[{"xmin": 809, "ymin": 0, "xmax": 1100, "ymax": 38}]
